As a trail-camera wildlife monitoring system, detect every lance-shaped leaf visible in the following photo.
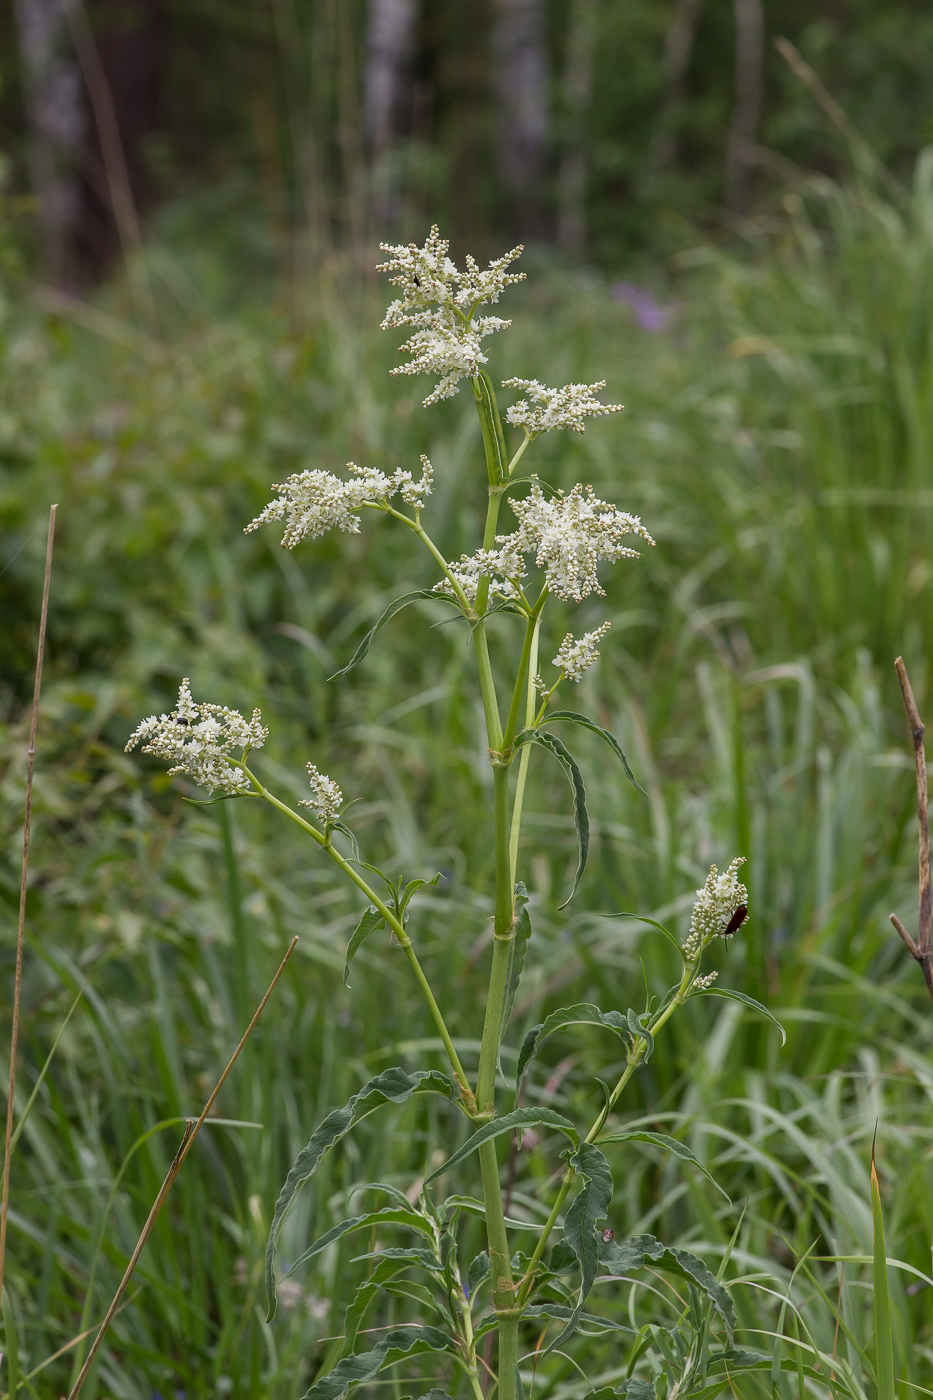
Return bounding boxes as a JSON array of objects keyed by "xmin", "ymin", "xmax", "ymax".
[
  {"xmin": 499, "ymin": 882, "xmax": 532, "ymax": 1046},
  {"xmin": 688, "ymin": 986, "xmax": 786, "ymax": 1046},
  {"xmin": 545, "ymin": 1141, "xmax": 614, "ymax": 1352},
  {"xmin": 329, "ymin": 591, "xmax": 455, "ymax": 681},
  {"xmin": 287, "ymin": 1206, "xmax": 433, "ymax": 1275},
  {"xmin": 467, "ymin": 1251, "xmax": 490, "ymax": 1298},
  {"xmin": 425, "ymin": 1108, "xmax": 579, "ymax": 1185},
  {"xmin": 302, "ymin": 1325, "xmax": 454, "ymax": 1400},
  {"xmin": 600, "ymin": 1234, "xmax": 735, "ymax": 1344},
  {"xmin": 589, "ymin": 1382, "xmax": 657, "ymax": 1400},
  {"xmin": 350, "ymin": 1246, "xmax": 444, "ymax": 1273},
  {"xmin": 513, "ymin": 728, "xmax": 589, "ymax": 906},
  {"xmin": 544, "ymin": 711, "xmax": 646, "ymax": 795},
  {"xmin": 523, "ymin": 1302, "xmax": 633, "ymax": 1334},
  {"xmin": 341, "ymin": 1255, "xmax": 411, "ymax": 1357},
  {"xmin": 596, "ymin": 1130, "xmax": 729, "ymax": 1201},
  {"xmin": 516, "ymin": 1003, "xmax": 629, "ymax": 1095},
  {"xmin": 266, "ymin": 1067, "xmax": 458, "ymax": 1318},
  {"xmin": 344, "ymin": 906, "xmax": 386, "ymax": 987}
]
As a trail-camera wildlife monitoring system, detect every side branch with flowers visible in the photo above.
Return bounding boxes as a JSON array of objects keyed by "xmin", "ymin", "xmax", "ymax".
[{"xmin": 127, "ymin": 228, "xmax": 780, "ymax": 1400}]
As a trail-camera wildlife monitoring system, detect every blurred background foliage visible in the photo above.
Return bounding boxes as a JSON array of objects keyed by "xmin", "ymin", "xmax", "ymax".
[{"xmin": 3, "ymin": 1, "xmax": 933, "ymax": 1397}]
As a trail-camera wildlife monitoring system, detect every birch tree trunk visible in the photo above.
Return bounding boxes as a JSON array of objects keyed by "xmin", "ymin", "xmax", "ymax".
[
  {"xmin": 491, "ymin": 0, "xmax": 550, "ymax": 238},
  {"xmin": 725, "ymin": 0, "xmax": 764, "ymax": 212},
  {"xmin": 558, "ymin": 0, "xmax": 596, "ymax": 256},
  {"xmin": 364, "ymin": 0, "xmax": 419, "ymax": 229},
  {"xmin": 14, "ymin": 0, "xmax": 85, "ymax": 285}
]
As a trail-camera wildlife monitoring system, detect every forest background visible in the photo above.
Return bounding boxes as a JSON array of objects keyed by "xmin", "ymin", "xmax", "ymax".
[{"xmin": 4, "ymin": 0, "xmax": 933, "ymax": 1396}]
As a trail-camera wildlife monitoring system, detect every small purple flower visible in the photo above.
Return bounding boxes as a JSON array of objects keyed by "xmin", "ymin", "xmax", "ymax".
[{"xmin": 612, "ymin": 281, "xmax": 675, "ymax": 333}]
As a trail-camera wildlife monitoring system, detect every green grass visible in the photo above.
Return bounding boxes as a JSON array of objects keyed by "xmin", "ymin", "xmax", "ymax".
[{"xmin": 3, "ymin": 168, "xmax": 933, "ymax": 1395}]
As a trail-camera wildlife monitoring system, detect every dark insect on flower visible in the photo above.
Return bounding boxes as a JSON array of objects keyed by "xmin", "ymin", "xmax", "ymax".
[
  {"xmin": 601, "ymin": 1228, "xmax": 614, "ymax": 1243},
  {"xmin": 723, "ymin": 904, "xmax": 748, "ymax": 936},
  {"xmin": 175, "ymin": 717, "xmax": 189, "ymax": 727}
]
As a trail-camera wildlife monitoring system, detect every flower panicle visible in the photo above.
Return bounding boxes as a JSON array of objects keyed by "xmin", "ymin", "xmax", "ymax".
[
  {"xmin": 377, "ymin": 226, "xmax": 524, "ymax": 406},
  {"xmin": 125, "ymin": 679, "xmax": 267, "ymax": 795},
  {"xmin": 503, "ymin": 378, "xmax": 623, "ymax": 436},
  {"xmin": 245, "ymin": 457, "xmax": 434, "ymax": 550},
  {"xmin": 553, "ymin": 622, "xmax": 611, "ymax": 682},
  {"xmin": 682, "ymin": 857, "xmax": 748, "ymax": 961},
  {"xmin": 299, "ymin": 763, "xmax": 343, "ymax": 824},
  {"xmin": 507, "ymin": 482, "xmax": 655, "ymax": 602}
]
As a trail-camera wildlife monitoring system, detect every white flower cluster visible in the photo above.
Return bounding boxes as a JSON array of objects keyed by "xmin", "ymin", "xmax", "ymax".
[
  {"xmin": 682, "ymin": 858, "xmax": 748, "ymax": 961},
  {"xmin": 299, "ymin": 763, "xmax": 343, "ymax": 824},
  {"xmin": 503, "ymin": 379, "xmax": 623, "ymax": 436},
  {"xmin": 378, "ymin": 226, "xmax": 524, "ymax": 406},
  {"xmin": 692, "ymin": 970, "xmax": 719, "ymax": 990},
  {"xmin": 245, "ymin": 457, "xmax": 433, "ymax": 550},
  {"xmin": 553, "ymin": 622, "xmax": 611, "ymax": 682},
  {"xmin": 125, "ymin": 679, "xmax": 267, "ymax": 795},
  {"xmin": 508, "ymin": 482, "xmax": 654, "ymax": 602},
  {"xmin": 434, "ymin": 540, "xmax": 527, "ymax": 605}
]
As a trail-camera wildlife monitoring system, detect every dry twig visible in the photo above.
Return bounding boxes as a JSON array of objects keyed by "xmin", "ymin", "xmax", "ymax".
[
  {"xmin": 66, "ymin": 933, "xmax": 299, "ymax": 1399},
  {"xmin": 889, "ymin": 656, "xmax": 933, "ymax": 998},
  {"xmin": 0, "ymin": 504, "xmax": 57, "ymax": 1311}
]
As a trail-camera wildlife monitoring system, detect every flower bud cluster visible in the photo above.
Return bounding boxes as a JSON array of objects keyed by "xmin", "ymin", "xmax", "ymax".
[
  {"xmin": 434, "ymin": 540, "xmax": 527, "ymax": 604},
  {"xmin": 246, "ymin": 458, "xmax": 434, "ymax": 551},
  {"xmin": 552, "ymin": 622, "xmax": 611, "ymax": 682},
  {"xmin": 125, "ymin": 679, "xmax": 267, "ymax": 795},
  {"xmin": 682, "ymin": 858, "xmax": 748, "ymax": 961},
  {"xmin": 508, "ymin": 482, "xmax": 654, "ymax": 602},
  {"xmin": 378, "ymin": 226, "xmax": 524, "ymax": 406},
  {"xmin": 299, "ymin": 763, "xmax": 343, "ymax": 824},
  {"xmin": 503, "ymin": 379, "xmax": 623, "ymax": 436}
]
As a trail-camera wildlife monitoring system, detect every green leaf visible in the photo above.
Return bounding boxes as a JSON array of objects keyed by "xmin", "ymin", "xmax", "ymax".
[
  {"xmin": 523, "ymin": 1302, "xmax": 632, "ymax": 1333},
  {"xmin": 341, "ymin": 1257, "xmax": 407, "ymax": 1357},
  {"xmin": 513, "ymin": 729, "xmax": 589, "ymax": 907},
  {"xmin": 872, "ymin": 1157, "xmax": 896, "ymax": 1400},
  {"xmin": 286, "ymin": 1206, "xmax": 433, "ymax": 1275},
  {"xmin": 398, "ymin": 872, "xmax": 441, "ymax": 917},
  {"xmin": 600, "ymin": 1234, "xmax": 735, "ymax": 1344},
  {"xmin": 266, "ymin": 1067, "xmax": 458, "ymax": 1319},
  {"xmin": 344, "ymin": 906, "xmax": 386, "ymax": 987},
  {"xmin": 350, "ymin": 1246, "xmax": 444, "ymax": 1273},
  {"xmin": 546, "ymin": 1141, "xmax": 614, "ymax": 1352},
  {"xmin": 302, "ymin": 1325, "xmax": 454, "ymax": 1400},
  {"xmin": 499, "ymin": 882, "xmax": 532, "ymax": 1046},
  {"xmin": 601, "ymin": 912, "xmax": 686, "ymax": 961},
  {"xmin": 425, "ymin": 1108, "xmax": 579, "ymax": 1185},
  {"xmin": 516, "ymin": 1003, "xmax": 628, "ymax": 1095},
  {"xmin": 384, "ymin": 1278, "xmax": 452, "ymax": 1323},
  {"xmin": 329, "ymin": 591, "xmax": 453, "ymax": 681},
  {"xmin": 589, "ymin": 1382, "xmax": 657, "ymax": 1400},
  {"xmin": 328, "ymin": 820, "xmax": 361, "ymax": 862},
  {"xmin": 689, "ymin": 986, "xmax": 787, "ymax": 1046},
  {"xmin": 626, "ymin": 1008, "xmax": 655, "ymax": 1061},
  {"xmin": 596, "ymin": 1131, "xmax": 729, "ymax": 1201},
  {"xmin": 544, "ymin": 711, "xmax": 646, "ymax": 795},
  {"xmin": 467, "ymin": 1251, "xmax": 490, "ymax": 1298}
]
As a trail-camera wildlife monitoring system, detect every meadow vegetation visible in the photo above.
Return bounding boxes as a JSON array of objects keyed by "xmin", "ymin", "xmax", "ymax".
[{"xmin": 3, "ymin": 163, "xmax": 933, "ymax": 1395}]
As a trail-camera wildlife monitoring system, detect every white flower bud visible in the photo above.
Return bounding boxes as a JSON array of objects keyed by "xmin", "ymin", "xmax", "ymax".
[
  {"xmin": 682, "ymin": 858, "xmax": 748, "ymax": 961},
  {"xmin": 299, "ymin": 763, "xmax": 343, "ymax": 824},
  {"xmin": 125, "ymin": 679, "xmax": 267, "ymax": 795},
  {"xmin": 246, "ymin": 459, "xmax": 434, "ymax": 550},
  {"xmin": 552, "ymin": 622, "xmax": 611, "ymax": 682},
  {"xmin": 503, "ymin": 379, "xmax": 623, "ymax": 435},
  {"xmin": 507, "ymin": 482, "xmax": 654, "ymax": 602}
]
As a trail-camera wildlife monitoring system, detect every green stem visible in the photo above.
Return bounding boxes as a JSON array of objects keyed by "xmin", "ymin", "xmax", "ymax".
[
  {"xmin": 475, "ymin": 765, "xmax": 515, "ymax": 1112},
  {"xmin": 509, "ymin": 618, "xmax": 540, "ymax": 888},
  {"xmin": 502, "ymin": 592, "xmax": 547, "ymax": 749},
  {"xmin": 506, "ymin": 433, "xmax": 532, "ymax": 478},
  {"xmin": 246, "ymin": 773, "xmax": 476, "ymax": 1112},
  {"xmin": 516, "ymin": 961, "xmax": 696, "ymax": 1305}
]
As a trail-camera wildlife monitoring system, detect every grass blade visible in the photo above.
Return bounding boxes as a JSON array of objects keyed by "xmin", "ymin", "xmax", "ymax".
[{"xmin": 871, "ymin": 1153, "xmax": 896, "ymax": 1400}]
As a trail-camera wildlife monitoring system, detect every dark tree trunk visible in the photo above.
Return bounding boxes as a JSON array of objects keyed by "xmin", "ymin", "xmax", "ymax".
[
  {"xmin": 491, "ymin": 0, "xmax": 550, "ymax": 239},
  {"xmin": 14, "ymin": 0, "xmax": 86, "ymax": 286},
  {"xmin": 364, "ymin": 0, "xmax": 419, "ymax": 230},
  {"xmin": 652, "ymin": 0, "xmax": 704, "ymax": 168},
  {"xmin": 558, "ymin": 0, "xmax": 596, "ymax": 257},
  {"xmin": 725, "ymin": 0, "xmax": 764, "ymax": 213}
]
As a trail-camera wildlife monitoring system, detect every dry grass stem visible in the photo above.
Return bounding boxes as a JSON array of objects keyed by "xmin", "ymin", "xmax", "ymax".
[
  {"xmin": 66, "ymin": 933, "xmax": 299, "ymax": 1400},
  {"xmin": 0, "ymin": 504, "xmax": 57, "ymax": 1311},
  {"xmin": 889, "ymin": 656, "xmax": 933, "ymax": 998}
]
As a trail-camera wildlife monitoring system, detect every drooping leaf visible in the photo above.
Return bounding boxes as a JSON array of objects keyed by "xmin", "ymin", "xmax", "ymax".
[
  {"xmin": 589, "ymin": 1381, "xmax": 657, "ymax": 1400},
  {"xmin": 344, "ymin": 906, "xmax": 386, "ymax": 987},
  {"xmin": 549, "ymin": 1239, "xmax": 578, "ymax": 1271},
  {"xmin": 601, "ymin": 912, "xmax": 685, "ymax": 961},
  {"xmin": 301, "ymin": 1325, "xmax": 454, "ymax": 1400},
  {"xmin": 328, "ymin": 820, "xmax": 361, "ymax": 862},
  {"xmin": 516, "ymin": 1003, "xmax": 628, "ymax": 1095},
  {"xmin": 596, "ymin": 1130, "xmax": 729, "ymax": 1201},
  {"xmin": 398, "ymin": 872, "xmax": 441, "ymax": 917},
  {"xmin": 523, "ymin": 1302, "xmax": 632, "ymax": 1333},
  {"xmin": 513, "ymin": 729, "xmax": 589, "ymax": 906},
  {"xmin": 600, "ymin": 1234, "xmax": 735, "ymax": 1344},
  {"xmin": 499, "ymin": 883, "xmax": 532, "ymax": 1049},
  {"xmin": 546, "ymin": 1142, "xmax": 614, "ymax": 1352},
  {"xmin": 350, "ymin": 1246, "xmax": 444, "ymax": 1273},
  {"xmin": 287, "ymin": 1206, "xmax": 433, "ymax": 1275},
  {"xmin": 626, "ymin": 1008, "xmax": 655, "ymax": 1061},
  {"xmin": 425, "ymin": 1108, "xmax": 579, "ymax": 1185},
  {"xmin": 341, "ymin": 1257, "xmax": 408, "ymax": 1357},
  {"xmin": 329, "ymin": 591, "xmax": 454, "ymax": 681},
  {"xmin": 544, "ymin": 711, "xmax": 646, "ymax": 795},
  {"xmin": 688, "ymin": 986, "xmax": 786, "ymax": 1045},
  {"xmin": 384, "ymin": 1278, "xmax": 452, "ymax": 1323},
  {"xmin": 266, "ymin": 1068, "xmax": 458, "ymax": 1318}
]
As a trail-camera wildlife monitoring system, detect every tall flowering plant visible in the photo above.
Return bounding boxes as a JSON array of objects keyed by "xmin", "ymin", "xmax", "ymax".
[{"xmin": 128, "ymin": 230, "xmax": 780, "ymax": 1399}]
